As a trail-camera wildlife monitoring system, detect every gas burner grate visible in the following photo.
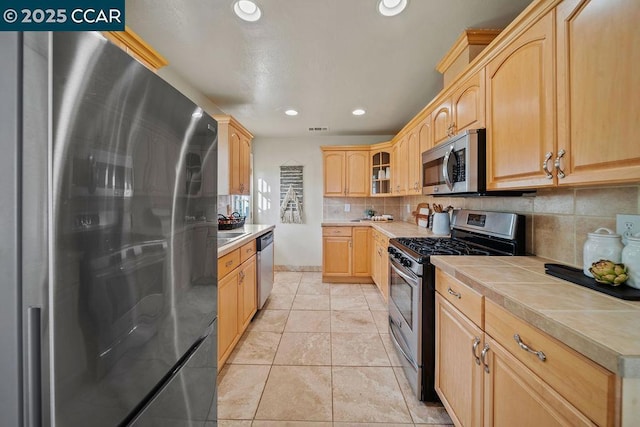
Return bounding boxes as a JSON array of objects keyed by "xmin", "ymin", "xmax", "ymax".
[{"xmin": 395, "ymin": 237, "xmax": 491, "ymax": 257}]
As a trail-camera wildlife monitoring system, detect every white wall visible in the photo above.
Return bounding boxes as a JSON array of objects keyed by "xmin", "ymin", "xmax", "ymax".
[{"xmin": 253, "ymin": 135, "xmax": 392, "ymax": 269}]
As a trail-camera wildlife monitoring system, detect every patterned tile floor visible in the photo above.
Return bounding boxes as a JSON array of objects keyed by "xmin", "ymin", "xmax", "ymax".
[{"xmin": 217, "ymin": 271, "xmax": 454, "ymax": 426}]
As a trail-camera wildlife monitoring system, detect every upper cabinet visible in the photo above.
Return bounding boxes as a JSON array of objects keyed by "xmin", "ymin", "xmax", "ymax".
[
  {"xmin": 418, "ymin": 113, "xmax": 433, "ymax": 156},
  {"xmin": 433, "ymin": 70, "xmax": 486, "ymax": 147},
  {"xmin": 406, "ymin": 126, "xmax": 422, "ymax": 194},
  {"xmin": 391, "ymin": 136, "xmax": 408, "ymax": 196},
  {"xmin": 103, "ymin": 27, "xmax": 168, "ymax": 72},
  {"xmin": 554, "ymin": 0, "xmax": 640, "ymax": 186},
  {"xmin": 321, "ymin": 147, "xmax": 369, "ymax": 197},
  {"xmin": 485, "ymin": 12, "xmax": 555, "ymax": 190},
  {"xmin": 432, "ymin": 98, "xmax": 453, "ymax": 147},
  {"xmin": 371, "ymin": 142, "xmax": 392, "ymax": 197},
  {"xmin": 214, "ymin": 115, "xmax": 253, "ymax": 196}
]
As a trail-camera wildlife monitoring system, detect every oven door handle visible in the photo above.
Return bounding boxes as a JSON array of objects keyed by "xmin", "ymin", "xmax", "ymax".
[
  {"xmin": 389, "ymin": 317, "xmax": 416, "ymax": 367},
  {"xmin": 389, "ymin": 260, "xmax": 419, "ymax": 287},
  {"xmin": 442, "ymin": 145, "xmax": 455, "ymax": 191}
]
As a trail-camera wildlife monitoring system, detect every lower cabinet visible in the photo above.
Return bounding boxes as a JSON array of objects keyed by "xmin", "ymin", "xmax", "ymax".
[
  {"xmin": 217, "ymin": 241, "xmax": 258, "ymax": 369},
  {"xmin": 322, "ymin": 226, "xmax": 371, "ymax": 283},
  {"xmin": 435, "ymin": 293, "xmax": 483, "ymax": 427},
  {"xmin": 434, "ymin": 269, "xmax": 617, "ymax": 427},
  {"xmin": 371, "ymin": 230, "xmax": 390, "ymax": 301}
]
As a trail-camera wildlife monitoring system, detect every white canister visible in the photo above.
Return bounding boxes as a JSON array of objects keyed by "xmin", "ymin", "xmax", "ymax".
[
  {"xmin": 583, "ymin": 228, "xmax": 623, "ymax": 277},
  {"xmin": 432, "ymin": 212, "xmax": 450, "ymax": 236},
  {"xmin": 622, "ymin": 233, "xmax": 640, "ymax": 289}
]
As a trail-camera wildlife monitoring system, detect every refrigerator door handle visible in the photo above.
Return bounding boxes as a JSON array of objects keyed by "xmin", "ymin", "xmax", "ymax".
[{"xmin": 26, "ymin": 306, "xmax": 42, "ymax": 427}]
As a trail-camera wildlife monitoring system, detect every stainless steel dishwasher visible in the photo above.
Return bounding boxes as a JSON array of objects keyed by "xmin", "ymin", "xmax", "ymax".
[{"xmin": 256, "ymin": 231, "xmax": 274, "ymax": 309}]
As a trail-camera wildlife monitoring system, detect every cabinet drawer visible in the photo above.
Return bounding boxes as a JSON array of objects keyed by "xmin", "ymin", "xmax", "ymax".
[
  {"xmin": 485, "ymin": 299, "xmax": 617, "ymax": 427},
  {"xmin": 323, "ymin": 226, "xmax": 352, "ymax": 237},
  {"xmin": 435, "ymin": 269, "xmax": 483, "ymax": 327},
  {"xmin": 218, "ymin": 249, "xmax": 241, "ymax": 278},
  {"xmin": 240, "ymin": 240, "xmax": 256, "ymax": 263}
]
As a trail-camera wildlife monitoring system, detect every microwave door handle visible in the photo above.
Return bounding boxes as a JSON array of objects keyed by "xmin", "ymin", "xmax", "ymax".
[{"xmin": 442, "ymin": 146, "xmax": 454, "ymax": 191}]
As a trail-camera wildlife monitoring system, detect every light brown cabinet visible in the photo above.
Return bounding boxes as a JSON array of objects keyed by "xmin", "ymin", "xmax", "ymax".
[
  {"xmin": 418, "ymin": 113, "xmax": 432, "ymax": 162},
  {"xmin": 214, "ymin": 115, "xmax": 253, "ymax": 195},
  {"xmin": 103, "ymin": 27, "xmax": 168, "ymax": 71},
  {"xmin": 217, "ymin": 241, "xmax": 258, "ymax": 368},
  {"xmin": 482, "ymin": 334, "xmax": 594, "ymax": 427},
  {"xmin": 406, "ymin": 127, "xmax": 422, "ymax": 194},
  {"xmin": 485, "ymin": 12, "xmax": 555, "ymax": 190},
  {"xmin": 238, "ymin": 255, "xmax": 257, "ymax": 332},
  {"xmin": 391, "ymin": 136, "xmax": 408, "ymax": 195},
  {"xmin": 435, "ymin": 294, "xmax": 484, "ymax": 427},
  {"xmin": 370, "ymin": 143, "xmax": 392, "ymax": 196},
  {"xmin": 321, "ymin": 148, "xmax": 369, "ymax": 197},
  {"xmin": 322, "ymin": 226, "xmax": 371, "ymax": 283},
  {"xmin": 432, "ymin": 70, "xmax": 485, "ymax": 147},
  {"xmin": 435, "ymin": 269, "xmax": 616, "ymax": 427},
  {"xmin": 371, "ymin": 230, "xmax": 390, "ymax": 301},
  {"xmin": 554, "ymin": 0, "xmax": 640, "ymax": 186}
]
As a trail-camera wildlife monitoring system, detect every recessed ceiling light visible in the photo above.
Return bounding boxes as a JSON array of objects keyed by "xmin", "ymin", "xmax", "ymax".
[
  {"xmin": 352, "ymin": 109, "xmax": 366, "ymax": 116},
  {"xmin": 378, "ymin": 0, "xmax": 407, "ymax": 17},
  {"xmin": 233, "ymin": 0, "xmax": 262, "ymax": 22},
  {"xmin": 285, "ymin": 109, "xmax": 298, "ymax": 116}
]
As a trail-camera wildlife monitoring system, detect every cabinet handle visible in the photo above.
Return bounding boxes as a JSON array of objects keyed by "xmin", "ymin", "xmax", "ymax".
[
  {"xmin": 480, "ymin": 343, "xmax": 490, "ymax": 373},
  {"xmin": 542, "ymin": 151, "xmax": 553, "ymax": 179},
  {"xmin": 472, "ymin": 337, "xmax": 481, "ymax": 365},
  {"xmin": 513, "ymin": 334, "xmax": 547, "ymax": 362},
  {"xmin": 225, "ymin": 260, "xmax": 234, "ymax": 267},
  {"xmin": 450, "ymin": 122, "xmax": 456, "ymax": 136},
  {"xmin": 554, "ymin": 149, "xmax": 566, "ymax": 179},
  {"xmin": 239, "ymin": 270, "xmax": 245, "ymax": 281},
  {"xmin": 349, "ymin": 240, "xmax": 352, "ymax": 248},
  {"xmin": 447, "ymin": 287, "xmax": 461, "ymax": 299}
]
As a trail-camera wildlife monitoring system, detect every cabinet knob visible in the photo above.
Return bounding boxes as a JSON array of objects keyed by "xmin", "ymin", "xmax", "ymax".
[{"xmin": 542, "ymin": 151, "xmax": 553, "ymax": 179}]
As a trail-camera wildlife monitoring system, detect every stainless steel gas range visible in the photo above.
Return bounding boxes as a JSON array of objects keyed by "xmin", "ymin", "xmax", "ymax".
[{"xmin": 387, "ymin": 209, "xmax": 526, "ymax": 402}]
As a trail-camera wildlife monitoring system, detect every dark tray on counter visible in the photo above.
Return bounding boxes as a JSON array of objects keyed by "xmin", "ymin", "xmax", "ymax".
[{"xmin": 544, "ymin": 263, "xmax": 640, "ymax": 301}]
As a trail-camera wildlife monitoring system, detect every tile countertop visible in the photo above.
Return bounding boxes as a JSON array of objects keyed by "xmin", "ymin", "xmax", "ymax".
[
  {"xmin": 430, "ymin": 255, "xmax": 640, "ymax": 378},
  {"xmin": 321, "ymin": 220, "xmax": 446, "ymax": 239},
  {"xmin": 217, "ymin": 224, "xmax": 275, "ymax": 257}
]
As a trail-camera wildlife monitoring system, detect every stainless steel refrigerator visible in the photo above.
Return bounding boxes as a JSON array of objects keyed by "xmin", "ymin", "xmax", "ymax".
[{"xmin": 1, "ymin": 32, "xmax": 218, "ymax": 426}]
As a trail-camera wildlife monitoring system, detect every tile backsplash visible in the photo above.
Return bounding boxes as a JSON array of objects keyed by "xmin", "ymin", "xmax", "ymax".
[{"xmin": 323, "ymin": 185, "xmax": 640, "ymax": 268}]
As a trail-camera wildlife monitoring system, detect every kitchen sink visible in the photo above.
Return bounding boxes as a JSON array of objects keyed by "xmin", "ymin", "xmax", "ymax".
[
  {"xmin": 218, "ymin": 231, "xmax": 249, "ymax": 238},
  {"xmin": 217, "ymin": 231, "xmax": 250, "ymax": 247}
]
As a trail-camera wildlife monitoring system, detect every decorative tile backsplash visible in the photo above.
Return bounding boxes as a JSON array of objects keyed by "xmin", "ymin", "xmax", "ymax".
[{"xmin": 323, "ymin": 185, "xmax": 640, "ymax": 268}]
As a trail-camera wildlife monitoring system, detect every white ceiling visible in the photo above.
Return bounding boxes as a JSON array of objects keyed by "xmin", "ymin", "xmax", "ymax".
[{"xmin": 125, "ymin": 0, "xmax": 533, "ymax": 138}]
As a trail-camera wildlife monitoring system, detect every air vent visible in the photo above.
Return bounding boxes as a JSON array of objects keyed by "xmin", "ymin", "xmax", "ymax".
[{"xmin": 308, "ymin": 126, "xmax": 329, "ymax": 132}]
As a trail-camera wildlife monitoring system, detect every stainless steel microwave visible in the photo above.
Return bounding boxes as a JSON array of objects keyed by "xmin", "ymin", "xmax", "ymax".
[{"xmin": 422, "ymin": 129, "xmax": 486, "ymax": 195}]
